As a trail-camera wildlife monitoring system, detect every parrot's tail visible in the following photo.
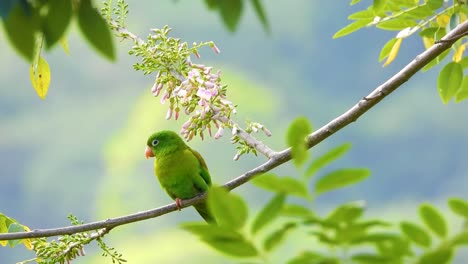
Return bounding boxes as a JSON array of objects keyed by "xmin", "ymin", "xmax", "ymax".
[{"xmin": 194, "ymin": 202, "xmax": 216, "ymax": 224}]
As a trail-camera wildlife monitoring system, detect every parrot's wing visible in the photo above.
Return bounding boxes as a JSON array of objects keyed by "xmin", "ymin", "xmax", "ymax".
[{"xmin": 189, "ymin": 148, "xmax": 212, "ymax": 186}]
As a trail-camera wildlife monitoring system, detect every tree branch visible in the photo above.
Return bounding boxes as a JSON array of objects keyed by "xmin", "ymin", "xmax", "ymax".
[{"xmin": 2, "ymin": 19, "xmax": 467, "ymax": 242}]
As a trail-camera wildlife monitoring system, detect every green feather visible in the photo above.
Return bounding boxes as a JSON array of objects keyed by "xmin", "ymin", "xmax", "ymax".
[{"xmin": 146, "ymin": 130, "xmax": 215, "ymax": 223}]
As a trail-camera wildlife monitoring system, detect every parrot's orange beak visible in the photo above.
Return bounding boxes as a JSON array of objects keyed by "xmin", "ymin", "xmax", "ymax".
[{"xmin": 145, "ymin": 146, "xmax": 155, "ymax": 159}]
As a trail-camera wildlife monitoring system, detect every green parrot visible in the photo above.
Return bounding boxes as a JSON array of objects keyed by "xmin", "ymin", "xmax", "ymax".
[{"xmin": 145, "ymin": 130, "xmax": 215, "ymax": 223}]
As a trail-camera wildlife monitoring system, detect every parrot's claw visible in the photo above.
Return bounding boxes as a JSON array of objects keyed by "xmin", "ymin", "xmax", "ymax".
[{"xmin": 175, "ymin": 198, "xmax": 182, "ymax": 211}]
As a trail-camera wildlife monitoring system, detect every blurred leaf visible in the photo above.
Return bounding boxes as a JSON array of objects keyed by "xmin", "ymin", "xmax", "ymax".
[
  {"xmin": 438, "ymin": 62, "xmax": 463, "ymax": 104},
  {"xmin": 310, "ymin": 231, "xmax": 337, "ymax": 245},
  {"xmin": 349, "ymin": 9, "xmax": 374, "ymax": 20},
  {"xmin": 77, "ymin": 0, "xmax": 115, "ymax": 60},
  {"xmin": 376, "ymin": 19, "xmax": 418, "ymax": 30},
  {"xmin": 437, "ymin": 14, "xmax": 450, "ymax": 28},
  {"xmin": 287, "ymin": 251, "xmax": 338, "ymax": 264},
  {"xmin": 427, "ymin": 0, "xmax": 443, "ymax": 10},
  {"xmin": 422, "ymin": 49, "xmax": 449, "ymax": 72},
  {"xmin": 383, "ymin": 37, "xmax": 402, "ymax": 66},
  {"xmin": 333, "ymin": 19, "xmax": 372, "ymax": 38},
  {"xmin": 287, "ymin": 116, "xmax": 312, "ymax": 167},
  {"xmin": 373, "ymin": 0, "xmax": 386, "ymax": 13},
  {"xmin": 405, "ymin": 5, "xmax": 435, "ymax": 19},
  {"xmin": 0, "ymin": 0, "xmax": 17, "ymax": 18},
  {"xmin": 455, "ymin": 76, "xmax": 468, "ymax": 103},
  {"xmin": 207, "ymin": 186, "xmax": 248, "ymax": 229},
  {"xmin": 251, "ymin": 0, "xmax": 270, "ymax": 33},
  {"xmin": 204, "ymin": 0, "xmax": 217, "ymax": 10},
  {"xmin": 400, "ymin": 221, "xmax": 431, "ymax": 247},
  {"xmin": 417, "ymin": 248, "xmax": 453, "ymax": 264},
  {"xmin": 305, "ymin": 143, "xmax": 351, "ymax": 178},
  {"xmin": 281, "ymin": 204, "xmax": 314, "ymax": 219},
  {"xmin": 448, "ymin": 13, "xmax": 459, "ymax": 33},
  {"xmin": 352, "ymin": 253, "xmax": 391, "ymax": 264},
  {"xmin": 453, "ymin": 231, "xmax": 468, "ymax": 245},
  {"xmin": 351, "ymin": 0, "xmax": 362, "ymax": 5},
  {"xmin": 263, "ymin": 222, "xmax": 296, "ymax": 252},
  {"xmin": 326, "ymin": 201, "xmax": 365, "ymax": 224},
  {"xmin": 419, "ymin": 203, "xmax": 447, "ymax": 238},
  {"xmin": 314, "ymin": 168, "xmax": 370, "ymax": 195},
  {"xmin": 352, "ymin": 232, "xmax": 401, "ymax": 244},
  {"xmin": 29, "ymin": 55, "xmax": 51, "ymax": 100},
  {"xmin": 219, "ymin": 0, "xmax": 243, "ymax": 32},
  {"xmin": 43, "ymin": 0, "xmax": 72, "ymax": 49},
  {"xmin": 251, "ymin": 194, "xmax": 286, "ymax": 234},
  {"xmin": 379, "ymin": 38, "xmax": 398, "ymax": 62},
  {"xmin": 448, "ymin": 198, "xmax": 468, "ymax": 218},
  {"xmin": 3, "ymin": 3, "xmax": 37, "ymax": 61},
  {"xmin": 182, "ymin": 223, "xmax": 258, "ymax": 257},
  {"xmin": 459, "ymin": 56, "xmax": 468, "ymax": 68},
  {"xmin": 376, "ymin": 236, "xmax": 412, "ymax": 258},
  {"xmin": 7, "ymin": 223, "xmax": 26, "ymax": 248},
  {"xmin": 251, "ymin": 173, "xmax": 308, "ymax": 198},
  {"xmin": 59, "ymin": 38, "xmax": 70, "ymax": 55}
]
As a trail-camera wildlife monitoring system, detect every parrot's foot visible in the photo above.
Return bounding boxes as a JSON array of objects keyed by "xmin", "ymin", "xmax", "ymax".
[{"xmin": 175, "ymin": 198, "xmax": 182, "ymax": 211}]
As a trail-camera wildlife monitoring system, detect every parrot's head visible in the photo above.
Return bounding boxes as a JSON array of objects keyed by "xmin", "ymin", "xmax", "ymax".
[{"xmin": 145, "ymin": 130, "xmax": 186, "ymax": 159}]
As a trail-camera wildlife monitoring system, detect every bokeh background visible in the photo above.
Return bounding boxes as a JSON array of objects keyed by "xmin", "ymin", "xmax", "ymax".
[{"xmin": 2, "ymin": 0, "xmax": 468, "ymax": 263}]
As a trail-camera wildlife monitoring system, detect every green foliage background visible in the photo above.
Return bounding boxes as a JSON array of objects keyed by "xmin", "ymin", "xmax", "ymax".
[{"xmin": 2, "ymin": 0, "xmax": 468, "ymax": 263}]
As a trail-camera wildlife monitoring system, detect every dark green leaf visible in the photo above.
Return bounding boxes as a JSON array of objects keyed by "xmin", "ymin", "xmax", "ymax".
[
  {"xmin": 263, "ymin": 223, "xmax": 296, "ymax": 251},
  {"xmin": 427, "ymin": 0, "xmax": 443, "ymax": 10},
  {"xmin": 207, "ymin": 186, "xmax": 248, "ymax": 229},
  {"xmin": 251, "ymin": 173, "xmax": 308, "ymax": 198},
  {"xmin": 3, "ymin": 4, "xmax": 37, "ymax": 61},
  {"xmin": 419, "ymin": 27, "xmax": 439, "ymax": 38},
  {"xmin": 352, "ymin": 253, "xmax": 391, "ymax": 264},
  {"xmin": 455, "ymin": 76, "xmax": 468, "ymax": 103},
  {"xmin": 400, "ymin": 221, "xmax": 431, "ymax": 247},
  {"xmin": 373, "ymin": 0, "xmax": 387, "ymax": 13},
  {"xmin": 281, "ymin": 204, "xmax": 314, "ymax": 219},
  {"xmin": 438, "ymin": 62, "xmax": 463, "ymax": 104},
  {"xmin": 182, "ymin": 223, "xmax": 258, "ymax": 257},
  {"xmin": 326, "ymin": 201, "xmax": 365, "ymax": 224},
  {"xmin": 419, "ymin": 203, "xmax": 447, "ymax": 238},
  {"xmin": 305, "ymin": 143, "xmax": 351, "ymax": 178},
  {"xmin": 218, "ymin": 0, "xmax": 243, "ymax": 32},
  {"xmin": 314, "ymin": 168, "xmax": 370, "ymax": 195},
  {"xmin": 0, "ymin": 0, "xmax": 17, "ymax": 18},
  {"xmin": 77, "ymin": 0, "xmax": 115, "ymax": 60},
  {"xmin": 448, "ymin": 198, "xmax": 468, "ymax": 218},
  {"xmin": 333, "ymin": 19, "xmax": 372, "ymax": 38},
  {"xmin": 43, "ymin": 0, "xmax": 72, "ymax": 48},
  {"xmin": 379, "ymin": 38, "xmax": 398, "ymax": 62},
  {"xmin": 251, "ymin": 194, "xmax": 286, "ymax": 234},
  {"xmin": 287, "ymin": 117, "xmax": 312, "ymax": 167},
  {"xmin": 251, "ymin": 0, "xmax": 270, "ymax": 33},
  {"xmin": 376, "ymin": 19, "xmax": 418, "ymax": 30},
  {"xmin": 204, "ymin": 0, "xmax": 218, "ymax": 10},
  {"xmin": 418, "ymin": 248, "xmax": 453, "ymax": 264}
]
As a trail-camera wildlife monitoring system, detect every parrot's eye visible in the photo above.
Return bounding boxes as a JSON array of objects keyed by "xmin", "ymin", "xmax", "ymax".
[{"xmin": 151, "ymin": 139, "xmax": 159, "ymax": 146}]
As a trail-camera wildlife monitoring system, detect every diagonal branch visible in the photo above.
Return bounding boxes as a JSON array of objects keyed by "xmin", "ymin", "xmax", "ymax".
[{"xmin": 2, "ymin": 19, "xmax": 468, "ymax": 242}]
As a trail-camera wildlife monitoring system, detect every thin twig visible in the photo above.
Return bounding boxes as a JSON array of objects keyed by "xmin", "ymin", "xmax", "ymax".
[{"xmin": 1, "ymin": 18, "xmax": 467, "ymax": 242}]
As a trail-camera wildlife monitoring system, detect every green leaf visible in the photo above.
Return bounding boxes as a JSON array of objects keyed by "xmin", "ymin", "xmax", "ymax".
[
  {"xmin": 281, "ymin": 204, "xmax": 314, "ymax": 218},
  {"xmin": 218, "ymin": 0, "xmax": 243, "ymax": 32},
  {"xmin": 333, "ymin": 19, "xmax": 372, "ymax": 38},
  {"xmin": 251, "ymin": 173, "xmax": 308, "ymax": 198},
  {"xmin": 207, "ymin": 186, "xmax": 248, "ymax": 229},
  {"xmin": 263, "ymin": 223, "xmax": 296, "ymax": 252},
  {"xmin": 448, "ymin": 198, "xmax": 468, "ymax": 218},
  {"xmin": 453, "ymin": 231, "xmax": 468, "ymax": 245},
  {"xmin": 376, "ymin": 19, "xmax": 418, "ymax": 30},
  {"xmin": 459, "ymin": 56, "xmax": 468, "ymax": 68},
  {"xmin": 352, "ymin": 253, "xmax": 391, "ymax": 264},
  {"xmin": 3, "ymin": 4, "xmax": 37, "ymax": 61},
  {"xmin": 373, "ymin": 0, "xmax": 387, "ymax": 13},
  {"xmin": 422, "ymin": 49, "xmax": 449, "ymax": 72},
  {"xmin": 405, "ymin": 5, "xmax": 434, "ymax": 19},
  {"xmin": 326, "ymin": 201, "xmax": 365, "ymax": 223},
  {"xmin": 438, "ymin": 62, "xmax": 463, "ymax": 104},
  {"xmin": 288, "ymin": 251, "xmax": 337, "ymax": 264},
  {"xmin": 455, "ymin": 76, "xmax": 468, "ymax": 103},
  {"xmin": 427, "ymin": 0, "xmax": 443, "ymax": 10},
  {"xmin": 379, "ymin": 38, "xmax": 398, "ymax": 62},
  {"xmin": 251, "ymin": 194, "xmax": 286, "ymax": 234},
  {"xmin": 204, "ymin": 0, "xmax": 218, "ymax": 10},
  {"xmin": 43, "ymin": 0, "xmax": 72, "ymax": 49},
  {"xmin": 448, "ymin": 13, "xmax": 459, "ymax": 32},
  {"xmin": 314, "ymin": 168, "xmax": 370, "ymax": 195},
  {"xmin": 251, "ymin": 0, "xmax": 270, "ymax": 33},
  {"xmin": 287, "ymin": 116, "xmax": 312, "ymax": 167},
  {"xmin": 352, "ymin": 232, "xmax": 401, "ymax": 244},
  {"xmin": 182, "ymin": 223, "xmax": 258, "ymax": 257},
  {"xmin": 418, "ymin": 248, "xmax": 453, "ymax": 264},
  {"xmin": 305, "ymin": 143, "xmax": 351, "ymax": 178},
  {"xmin": 400, "ymin": 221, "xmax": 431, "ymax": 247},
  {"xmin": 7, "ymin": 223, "xmax": 26, "ymax": 248},
  {"xmin": 419, "ymin": 204, "xmax": 447, "ymax": 238},
  {"xmin": 77, "ymin": 0, "xmax": 115, "ymax": 60},
  {"xmin": 0, "ymin": 0, "xmax": 18, "ymax": 19},
  {"xmin": 351, "ymin": 0, "xmax": 362, "ymax": 5},
  {"xmin": 348, "ymin": 9, "xmax": 375, "ymax": 20}
]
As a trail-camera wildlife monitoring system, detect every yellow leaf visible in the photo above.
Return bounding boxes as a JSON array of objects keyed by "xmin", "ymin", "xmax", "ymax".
[
  {"xmin": 59, "ymin": 37, "xmax": 70, "ymax": 55},
  {"xmin": 453, "ymin": 44, "xmax": 466, "ymax": 62},
  {"xmin": 422, "ymin": 36, "xmax": 434, "ymax": 50},
  {"xmin": 20, "ymin": 225, "xmax": 32, "ymax": 250},
  {"xmin": 29, "ymin": 56, "xmax": 51, "ymax": 100},
  {"xmin": 437, "ymin": 14, "xmax": 450, "ymax": 27},
  {"xmin": 384, "ymin": 37, "xmax": 403, "ymax": 67}
]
